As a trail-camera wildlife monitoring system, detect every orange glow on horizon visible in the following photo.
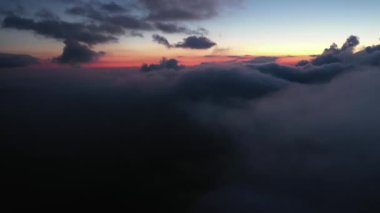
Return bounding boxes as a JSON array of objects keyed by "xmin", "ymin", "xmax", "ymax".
[
  {"xmin": 33, "ymin": 54, "xmax": 314, "ymax": 69},
  {"xmin": 86, "ymin": 55, "xmax": 313, "ymax": 68}
]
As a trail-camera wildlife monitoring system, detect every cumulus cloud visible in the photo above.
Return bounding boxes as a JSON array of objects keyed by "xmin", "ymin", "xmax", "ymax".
[
  {"xmin": 311, "ymin": 35, "xmax": 360, "ymax": 66},
  {"xmin": 175, "ymin": 36, "xmax": 217, "ymax": 49},
  {"xmin": 153, "ymin": 35, "xmax": 217, "ymax": 49},
  {"xmin": 53, "ymin": 39, "xmax": 105, "ymax": 65},
  {"xmin": 0, "ymin": 53, "xmax": 39, "ymax": 68},
  {"xmin": 140, "ymin": 58, "xmax": 184, "ymax": 72}
]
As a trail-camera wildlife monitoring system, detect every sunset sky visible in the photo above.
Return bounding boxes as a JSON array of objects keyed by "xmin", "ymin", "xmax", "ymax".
[{"xmin": 1, "ymin": 0, "xmax": 380, "ymax": 67}]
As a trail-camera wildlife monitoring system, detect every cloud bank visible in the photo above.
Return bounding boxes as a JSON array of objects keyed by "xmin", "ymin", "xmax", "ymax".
[
  {"xmin": 2, "ymin": 35, "xmax": 380, "ymax": 212},
  {"xmin": 0, "ymin": 53, "xmax": 39, "ymax": 68}
]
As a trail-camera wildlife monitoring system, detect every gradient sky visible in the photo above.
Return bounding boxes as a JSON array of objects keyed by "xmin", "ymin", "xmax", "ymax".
[{"xmin": 1, "ymin": 0, "xmax": 380, "ymax": 67}]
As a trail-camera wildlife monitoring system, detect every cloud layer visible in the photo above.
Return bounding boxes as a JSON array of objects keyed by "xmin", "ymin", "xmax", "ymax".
[
  {"xmin": 2, "ymin": 35, "xmax": 380, "ymax": 212},
  {"xmin": 0, "ymin": 53, "xmax": 39, "ymax": 68}
]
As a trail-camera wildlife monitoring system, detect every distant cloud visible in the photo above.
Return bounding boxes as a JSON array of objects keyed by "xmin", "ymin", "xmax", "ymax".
[
  {"xmin": 0, "ymin": 53, "xmax": 39, "ymax": 69},
  {"xmin": 248, "ymin": 56, "xmax": 278, "ymax": 65},
  {"xmin": 154, "ymin": 22, "xmax": 208, "ymax": 35},
  {"xmin": 140, "ymin": 58, "xmax": 184, "ymax": 72},
  {"xmin": 152, "ymin": 34, "xmax": 173, "ymax": 48},
  {"xmin": 312, "ymin": 35, "xmax": 360, "ymax": 66},
  {"xmin": 53, "ymin": 39, "xmax": 105, "ymax": 65},
  {"xmin": 153, "ymin": 35, "xmax": 217, "ymax": 50},
  {"xmin": 252, "ymin": 63, "xmax": 349, "ymax": 84},
  {"xmin": 175, "ymin": 36, "xmax": 217, "ymax": 49}
]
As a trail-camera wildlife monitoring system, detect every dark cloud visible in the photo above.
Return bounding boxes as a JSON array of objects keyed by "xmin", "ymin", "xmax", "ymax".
[
  {"xmin": 154, "ymin": 22, "xmax": 197, "ymax": 34},
  {"xmin": 100, "ymin": 2, "xmax": 126, "ymax": 13},
  {"xmin": 153, "ymin": 35, "xmax": 217, "ymax": 50},
  {"xmin": 253, "ymin": 36, "xmax": 380, "ymax": 84},
  {"xmin": 0, "ymin": 4, "xmax": 24, "ymax": 17},
  {"xmin": 35, "ymin": 9, "xmax": 60, "ymax": 20},
  {"xmin": 2, "ymin": 15, "xmax": 117, "ymax": 45},
  {"xmin": 140, "ymin": 58, "xmax": 184, "ymax": 72},
  {"xmin": 152, "ymin": 34, "xmax": 173, "ymax": 48},
  {"xmin": 295, "ymin": 60, "xmax": 310, "ymax": 67},
  {"xmin": 0, "ymin": 64, "xmax": 282, "ymax": 212},
  {"xmin": 65, "ymin": 4, "xmax": 208, "ymax": 35},
  {"xmin": 140, "ymin": 0, "xmax": 240, "ymax": 21},
  {"xmin": 107, "ymin": 15, "xmax": 153, "ymax": 30},
  {"xmin": 252, "ymin": 63, "xmax": 350, "ymax": 84},
  {"xmin": 53, "ymin": 39, "xmax": 105, "ymax": 65},
  {"xmin": 248, "ymin": 56, "xmax": 278, "ymax": 65},
  {"xmin": 311, "ymin": 35, "xmax": 360, "ymax": 66},
  {"xmin": 2, "ymin": 45, "xmax": 380, "ymax": 212},
  {"xmin": 190, "ymin": 67, "xmax": 380, "ymax": 213},
  {"xmin": 341, "ymin": 35, "xmax": 360, "ymax": 51},
  {"xmin": 365, "ymin": 43, "xmax": 380, "ymax": 53},
  {"xmin": 294, "ymin": 35, "xmax": 380, "ymax": 71},
  {"xmin": 65, "ymin": 5, "xmax": 153, "ymax": 31},
  {"xmin": 0, "ymin": 53, "xmax": 39, "ymax": 69},
  {"xmin": 175, "ymin": 36, "xmax": 217, "ymax": 49}
]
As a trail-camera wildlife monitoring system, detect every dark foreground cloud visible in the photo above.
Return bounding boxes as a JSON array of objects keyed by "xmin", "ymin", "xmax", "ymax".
[
  {"xmin": 53, "ymin": 39, "xmax": 105, "ymax": 65},
  {"xmin": 190, "ymin": 67, "xmax": 380, "ymax": 213},
  {"xmin": 0, "ymin": 53, "xmax": 39, "ymax": 68},
  {"xmin": 0, "ymin": 64, "xmax": 283, "ymax": 212},
  {"xmin": 1, "ymin": 57, "xmax": 380, "ymax": 212}
]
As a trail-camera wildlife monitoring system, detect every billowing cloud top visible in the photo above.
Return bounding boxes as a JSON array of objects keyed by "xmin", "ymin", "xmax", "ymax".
[{"xmin": 2, "ymin": 35, "xmax": 380, "ymax": 212}]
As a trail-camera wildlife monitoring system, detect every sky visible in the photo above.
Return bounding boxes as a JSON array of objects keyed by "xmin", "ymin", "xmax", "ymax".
[{"xmin": 1, "ymin": 0, "xmax": 380, "ymax": 67}]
